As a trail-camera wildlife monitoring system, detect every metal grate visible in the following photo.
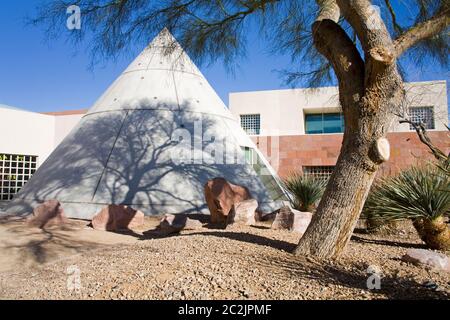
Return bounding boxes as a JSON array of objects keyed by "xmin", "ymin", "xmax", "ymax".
[
  {"xmin": 240, "ymin": 114, "xmax": 260, "ymax": 135},
  {"xmin": 409, "ymin": 107, "xmax": 435, "ymax": 130},
  {"xmin": 303, "ymin": 166, "xmax": 335, "ymax": 181},
  {"xmin": 0, "ymin": 154, "xmax": 37, "ymax": 201}
]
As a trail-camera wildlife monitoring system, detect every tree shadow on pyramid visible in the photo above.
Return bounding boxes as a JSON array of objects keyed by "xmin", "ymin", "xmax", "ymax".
[{"xmin": 5, "ymin": 99, "xmax": 274, "ymax": 219}]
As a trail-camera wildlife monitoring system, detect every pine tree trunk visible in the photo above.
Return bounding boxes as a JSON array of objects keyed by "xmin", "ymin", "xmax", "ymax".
[
  {"xmin": 294, "ymin": 81, "xmax": 403, "ymax": 259},
  {"xmin": 294, "ymin": 132, "xmax": 381, "ymax": 258},
  {"xmin": 294, "ymin": 0, "xmax": 405, "ymax": 259}
]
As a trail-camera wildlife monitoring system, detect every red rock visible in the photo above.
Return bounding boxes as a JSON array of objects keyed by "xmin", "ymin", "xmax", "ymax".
[
  {"xmin": 227, "ymin": 199, "xmax": 258, "ymax": 226},
  {"xmin": 271, "ymin": 206, "xmax": 293, "ymax": 230},
  {"xmin": 254, "ymin": 210, "xmax": 264, "ymax": 222},
  {"xmin": 158, "ymin": 214, "xmax": 203, "ymax": 234},
  {"xmin": 229, "ymin": 183, "xmax": 252, "ymax": 203},
  {"xmin": 27, "ymin": 200, "xmax": 67, "ymax": 228},
  {"xmin": 291, "ymin": 210, "xmax": 312, "ymax": 234},
  {"xmin": 402, "ymin": 249, "xmax": 450, "ymax": 272},
  {"xmin": 256, "ymin": 211, "xmax": 277, "ymax": 222},
  {"xmin": 91, "ymin": 205, "xmax": 144, "ymax": 231},
  {"xmin": 204, "ymin": 178, "xmax": 251, "ymax": 224},
  {"xmin": 271, "ymin": 206, "xmax": 312, "ymax": 233}
]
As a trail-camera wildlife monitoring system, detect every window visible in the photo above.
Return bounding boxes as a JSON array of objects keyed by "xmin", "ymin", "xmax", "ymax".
[
  {"xmin": 305, "ymin": 113, "xmax": 344, "ymax": 134},
  {"xmin": 0, "ymin": 153, "xmax": 37, "ymax": 201},
  {"xmin": 241, "ymin": 147, "xmax": 288, "ymax": 201},
  {"xmin": 409, "ymin": 107, "xmax": 435, "ymax": 130},
  {"xmin": 240, "ymin": 114, "xmax": 260, "ymax": 135},
  {"xmin": 242, "ymin": 146, "xmax": 257, "ymax": 165},
  {"xmin": 303, "ymin": 166, "xmax": 335, "ymax": 181}
]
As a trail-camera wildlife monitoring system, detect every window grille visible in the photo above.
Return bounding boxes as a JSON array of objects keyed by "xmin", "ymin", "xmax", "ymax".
[
  {"xmin": 240, "ymin": 114, "xmax": 261, "ymax": 135},
  {"xmin": 303, "ymin": 166, "xmax": 335, "ymax": 181},
  {"xmin": 409, "ymin": 107, "xmax": 435, "ymax": 130},
  {"xmin": 0, "ymin": 154, "xmax": 37, "ymax": 201}
]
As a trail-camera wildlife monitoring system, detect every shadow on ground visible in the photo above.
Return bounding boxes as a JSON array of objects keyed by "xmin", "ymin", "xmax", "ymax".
[
  {"xmin": 255, "ymin": 251, "xmax": 450, "ymax": 299},
  {"xmin": 0, "ymin": 220, "xmax": 126, "ymax": 272},
  {"xmin": 351, "ymin": 235, "xmax": 427, "ymax": 249}
]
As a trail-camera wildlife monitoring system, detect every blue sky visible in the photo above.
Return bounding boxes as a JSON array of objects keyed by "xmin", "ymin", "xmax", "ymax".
[{"xmin": 0, "ymin": 1, "xmax": 448, "ymax": 113}]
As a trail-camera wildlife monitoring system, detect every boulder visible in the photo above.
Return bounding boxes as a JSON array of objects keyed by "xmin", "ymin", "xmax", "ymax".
[
  {"xmin": 271, "ymin": 206, "xmax": 312, "ymax": 233},
  {"xmin": 402, "ymin": 249, "xmax": 450, "ymax": 272},
  {"xmin": 291, "ymin": 210, "xmax": 312, "ymax": 234},
  {"xmin": 271, "ymin": 206, "xmax": 293, "ymax": 230},
  {"xmin": 158, "ymin": 214, "xmax": 203, "ymax": 234},
  {"xmin": 204, "ymin": 177, "xmax": 251, "ymax": 224},
  {"xmin": 27, "ymin": 200, "xmax": 67, "ymax": 228},
  {"xmin": 255, "ymin": 211, "xmax": 276, "ymax": 222},
  {"xmin": 229, "ymin": 183, "xmax": 252, "ymax": 203},
  {"xmin": 227, "ymin": 199, "xmax": 258, "ymax": 226},
  {"xmin": 254, "ymin": 210, "xmax": 263, "ymax": 222},
  {"xmin": 91, "ymin": 205, "xmax": 144, "ymax": 231}
]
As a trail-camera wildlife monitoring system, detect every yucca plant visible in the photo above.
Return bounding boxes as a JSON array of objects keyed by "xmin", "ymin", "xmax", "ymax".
[
  {"xmin": 283, "ymin": 173, "xmax": 326, "ymax": 212},
  {"xmin": 435, "ymin": 157, "xmax": 450, "ymax": 177},
  {"xmin": 363, "ymin": 165, "xmax": 450, "ymax": 250}
]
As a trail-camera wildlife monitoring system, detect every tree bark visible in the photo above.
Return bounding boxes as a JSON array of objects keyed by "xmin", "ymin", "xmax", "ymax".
[
  {"xmin": 399, "ymin": 119, "xmax": 448, "ymax": 162},
  {"xmin": 295, "ymin": 0, "xmax": 404, "ymax": 259}
]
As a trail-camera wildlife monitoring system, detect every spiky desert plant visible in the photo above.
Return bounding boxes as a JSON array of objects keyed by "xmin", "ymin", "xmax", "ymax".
[
  {"xmin": 283, "ymin": 173, "xmax": 326, "ymax": 212},
  {"xmin": 365, "ymin": 218, "xmax": 402, "ymax": 235},
  {"xmin": 363, "ymin": 165, "xmax": 450, "ymax": 249},
  {"xmin": 435, "ymin": 157, "xmax": 450, "ymax": 177}
]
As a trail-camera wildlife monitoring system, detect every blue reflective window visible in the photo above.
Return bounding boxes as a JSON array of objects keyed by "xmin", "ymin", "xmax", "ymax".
[{"xmin": 305, "ymin": 113, "xmax": 344, "ymax": 134}]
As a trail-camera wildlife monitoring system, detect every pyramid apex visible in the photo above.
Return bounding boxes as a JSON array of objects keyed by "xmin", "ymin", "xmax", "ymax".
[
  {"xmin": 161, "ymin": 26, "xmax": 171, "ymax": 33},
  {"xmin": 157, "ymin": 27, "xmax": 172, "ymax": 37},
  {"xmin": 150, "ymin": 27, "xmax": 179, "ymax": 49}
]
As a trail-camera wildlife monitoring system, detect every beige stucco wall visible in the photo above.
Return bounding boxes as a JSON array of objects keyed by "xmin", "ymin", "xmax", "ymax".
[
  {"xmin": 53, "ymin": 114, "xmax": 83, "ymax": 146},
  {"xmin": 0, "ymin": 108, "xmax": 55, "ymax": 167},
  {"xmin": 392, "ymin": 81, "xmax": 449, "ymax": 132},
  {"xmin": 0, "ymin": 108, "xmax": 83, "ymax": 167},
  {"xmin": 229, "ymin": 80, "xmax": 448, "ymax": 135},
  {"xmin": 229, "ymin": 86, "xmax": 340, "ymax": 136}
]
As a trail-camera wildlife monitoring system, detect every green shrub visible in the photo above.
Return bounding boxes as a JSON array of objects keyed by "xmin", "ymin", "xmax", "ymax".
[
  {"xmin": 363, "ymin": 166, "xmax": 450, "ymax": 221},
  {"xmin": 363, "ymin": 165, "xmax": 450, "ymax": 249},
  {"xmin": 283, "ymin": 173, "xmax": 326, "ymax": 212}
]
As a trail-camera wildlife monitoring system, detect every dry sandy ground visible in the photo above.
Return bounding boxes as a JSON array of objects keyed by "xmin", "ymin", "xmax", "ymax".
[{"xmin": 0, "ymin": 216, "xmax": 448, "ymax": 300}]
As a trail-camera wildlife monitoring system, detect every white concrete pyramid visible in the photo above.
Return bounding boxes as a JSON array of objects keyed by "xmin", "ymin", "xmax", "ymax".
[{"xmin": 5, "ymin": 29, "xmax": 286, "ymax": 219}]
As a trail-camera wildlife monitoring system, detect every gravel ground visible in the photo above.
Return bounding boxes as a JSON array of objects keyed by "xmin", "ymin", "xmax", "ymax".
[{"xmin": 0, "ymin": 216, "xmax": 449, "ymax": 300}]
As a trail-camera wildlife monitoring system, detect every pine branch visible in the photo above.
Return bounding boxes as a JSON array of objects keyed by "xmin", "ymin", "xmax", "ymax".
[{"xmin": 394, "ymin": 6, "xmax": 450, "ymax": 57}]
